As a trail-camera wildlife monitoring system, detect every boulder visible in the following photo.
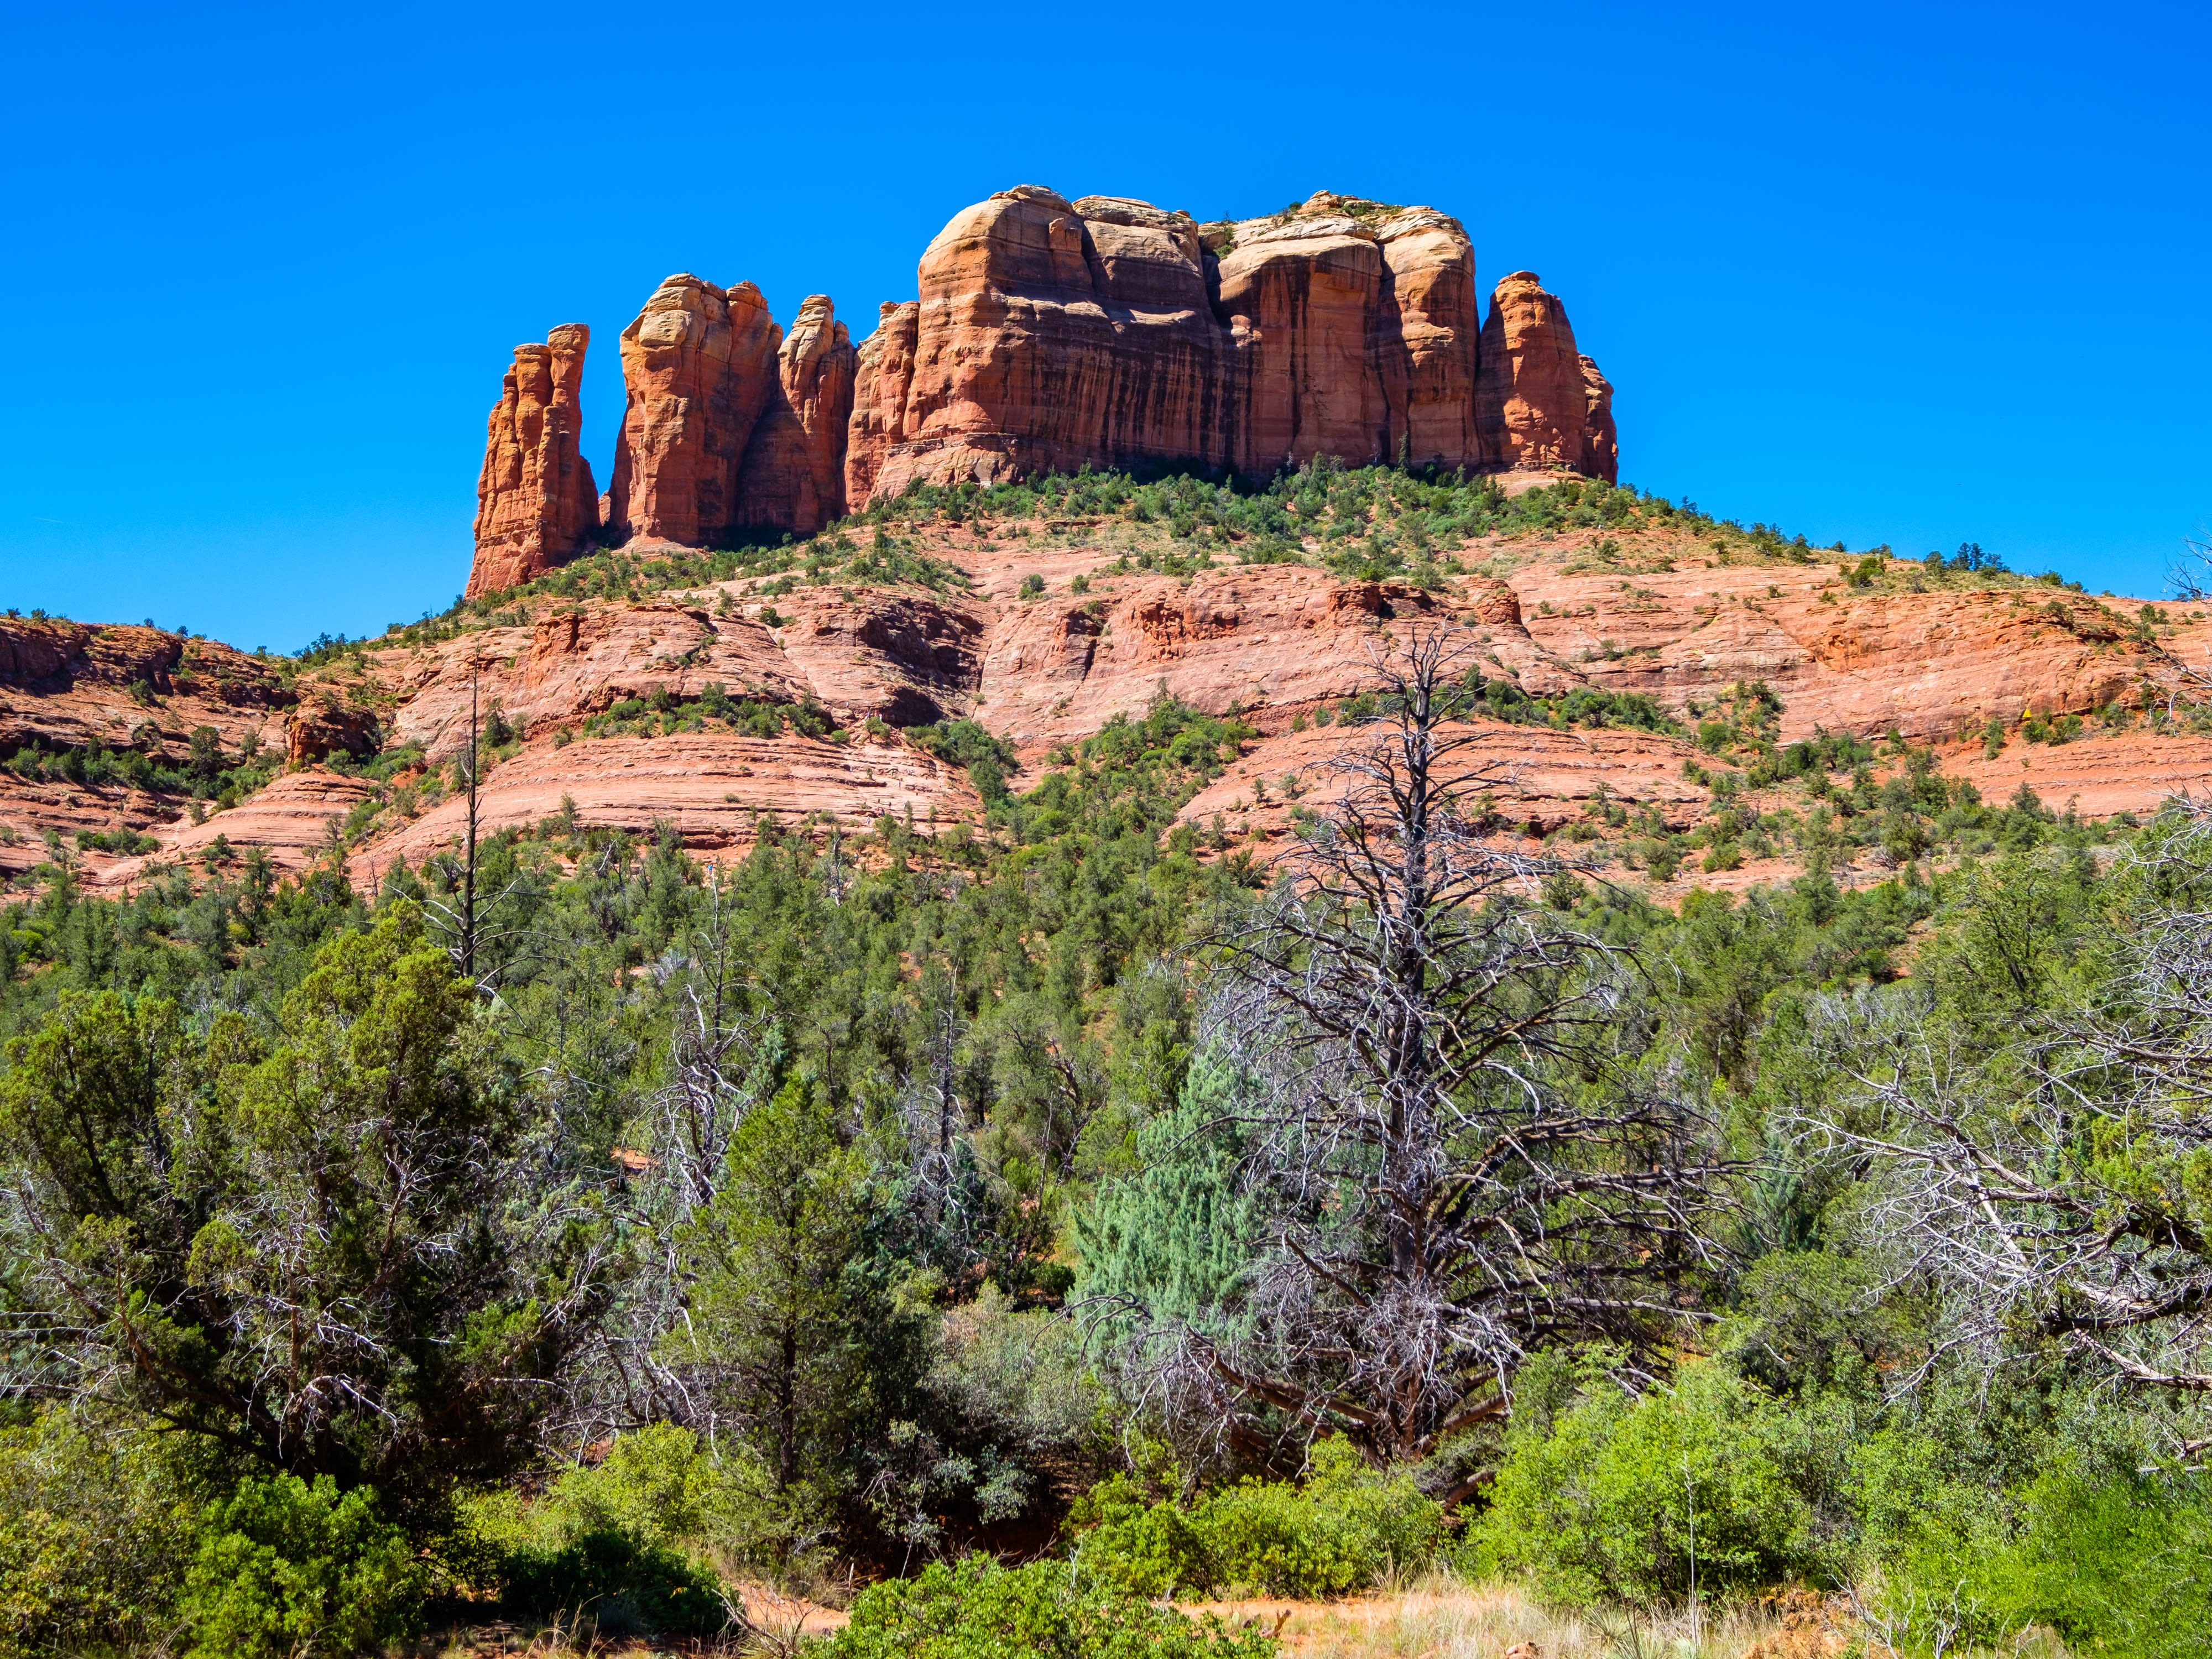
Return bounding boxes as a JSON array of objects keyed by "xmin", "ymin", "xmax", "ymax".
[
  {"xmin": 468, "ymin": 325, "xmax": 599, "ymax": 596},
  {"xmin": 286, "ymin": 699, "xmax": 380, "ymax": 765}
]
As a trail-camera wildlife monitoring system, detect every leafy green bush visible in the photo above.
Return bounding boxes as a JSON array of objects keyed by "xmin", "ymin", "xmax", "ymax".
[
  {"xmin": 180, "ymin": 1473, "xmax": 421, "ymax": 1659},
  {"xmin": 1071, "ymin": 1438, "xmax": 1444, "ymax": 1598},
  {"xmin": 825, "ymin": 1553, "xmax": 1276, "ymax": 1659},
  {"xmin": 0, "ymin": 1412, "xmax": 202, "ymax": 1658},
  {"xmin": 1860, "ymin": 1459, "xmax": 2212, "ymax": 1659},
  {"xmin": 497, "ymin": 1527, "xmax": 726, "ymax": 1638},
  {"xmin": 1467, "ymin": 1358, "xmax": 1837, "ymax": 1606},
  {"xmin": 457, "ymin": 1425, "xmax": 756, "ymax": 1635}
]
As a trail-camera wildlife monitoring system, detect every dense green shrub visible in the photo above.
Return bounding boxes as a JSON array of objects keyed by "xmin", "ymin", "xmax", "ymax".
[
  {"xmin": 0, "ymin": 1412, "xmax": 202, "ymax": 1657},
  {"xmin": 495, "ymin": 1528, "xmax": 726, "ymax": 1638},
  {"xmin": 180, "ymin": 1473, "xmax": 420, "ymax": 1659},
  {"xmin": 458, "ymin": 1424, "xmax": 762, "ymax": 1634},
  {"xmin": 1468, "ymin": 1358, "xmax": 1839, "ymax": 1606},
  {"xmin": 825, "ymin": 1553, "xmax": 1276, "ymax": 1659},
  {"xmin": 1071, "ymin": 1438, "xmax": 1444, "ymax": 1598},
  {"xmin": 1858, "ymin": 1460, "xmax": 2212, "ymax": 1659}
]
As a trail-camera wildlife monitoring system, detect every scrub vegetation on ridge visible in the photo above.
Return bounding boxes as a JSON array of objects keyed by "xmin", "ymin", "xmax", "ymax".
[{"xmin": 6, "ymin": 465, "xmax": 2212, "ymax": 1658}]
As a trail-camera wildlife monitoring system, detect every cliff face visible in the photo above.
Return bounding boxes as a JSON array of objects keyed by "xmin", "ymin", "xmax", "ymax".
[
  {"xmin": 607, "ymin": 275, "xmax": 782, "ymax": 549},
  {"xmin": 466, "ymin": 187, "xmax": 1620, "ymax": 597},
  {"xmin": 842, "ymin": 187, "xmax": 1579, "ymax": 503},
  {"xmin": 469, "ymin": 325, "xmax": 599, "ymax": 596},
  {"xmin": 737, "ymin": 295, "xmax": 858, "ymax": 534},
  {"xmin": 846, "ymin": 189, "xmax": 1616, "ymax": 502},
  {"xmin": 1474, "ymin": 272, "xmax": 1618, "ymax": 481}
]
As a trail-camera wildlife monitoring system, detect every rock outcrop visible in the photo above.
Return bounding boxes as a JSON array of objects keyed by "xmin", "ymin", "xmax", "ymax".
[
  {"xmin": 737, "ymin": 295, "xmax": 858, "ymax": 534},
  {"xmin": 469, "ymin": 325, "xmax": 600, "ymax": 597},
  {"xmin": 847, "ymin": 188, "xmax": 1616, "ymax": 504},
  {"xmin": 608, "ymin": 276, "xmax": 782, "ymax": 549},
  {"xmin": 1473, "ymin": 273, "xmax": 1618, "ymax": 482},
  {"xmin": 462, "ymin": 189, "xmax": 1622, "ymax": 594},
  {"xmin": 0, "ymin": 618, "xmax": 290, "ymax": 759}
]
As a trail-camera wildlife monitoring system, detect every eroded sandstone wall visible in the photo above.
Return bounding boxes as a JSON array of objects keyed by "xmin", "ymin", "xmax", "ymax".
[
  {"xmin": 465, "ymin": 187, "xmax": 1621, "ymax": 597},
  {"xmin": 848, "ymin": 188, "xmax": 1616, "ymax": 502},
  {"xmin": 469, "ymin": 324, "xmax": 599, "ymax": 596},
  {"xmin": 737, "ymin": 295, "xmax": 858, "ymax": 534}
]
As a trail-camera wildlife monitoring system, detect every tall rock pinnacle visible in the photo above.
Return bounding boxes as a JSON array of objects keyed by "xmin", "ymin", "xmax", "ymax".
[
  {"xmin": 1472, "ymin": 272, "xmax": 1618, "ymax": 482},
  {"xmin": 468, "ymin": 324, "xmax": 598, "ymax": 597},
  {"xmin": 607, "ymin": 275, "xmax": 781, "ymax": 549}
]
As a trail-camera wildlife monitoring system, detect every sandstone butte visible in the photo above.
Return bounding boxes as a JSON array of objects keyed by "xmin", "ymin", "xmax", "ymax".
[
  {"xmin": 467, "ymin": 187, "xmax": 1614, "ymax": 598},
  {"xmin": 11, "ymin": 183, "xmax": 2203, "ymax": 901},
  {"xmin": 14, "ymin": 508, "xmax": 2212, "ymax": 901}
]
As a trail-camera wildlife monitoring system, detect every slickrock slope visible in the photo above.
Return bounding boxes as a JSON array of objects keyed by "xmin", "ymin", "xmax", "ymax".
[
  {"xmin": 373, "ymin": 588, "xmax": 985, "ymax": 761},
  {"xmin": 355, "ymin": 734, "xmax": 979, "ymax": 878},
  {"xmin": 1504, "ymin": 561, "xmax": 2161, "ymax": 740},
  {"xmin": 94, "ymin": 770, "xmax": 380, "ymax": 886},
  {"xmin": 973, "ymin": 567, "xmax": 1527, "ymax": 748},
  {"xmin": 1179, "ymin": 721, "xmax": 1714, "ymax": 839},
  {"xmin": 29, "ymin": 480, "xmax": 2212, "ymax": 907},
  {"xmin": 0, "ymin": 617, "xmax": 293, "ymax": 758},
  {"xmin": 468, "ymin": 325, "xmax": 599, "ymax": 596},
  {"xmin": 608, "ymin": 275, "xmax": 783, "ymax": 550}
]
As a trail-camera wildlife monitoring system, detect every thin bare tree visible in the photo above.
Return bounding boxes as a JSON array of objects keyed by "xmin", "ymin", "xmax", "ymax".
[
  {"xmin": 1804, "ymin": 801, "xmax": 2212, "ymax": 1394},
  {"xmin": 1104, "ymin": 626, "xmax": 1720, "ymax": 1467},
  {"xmin": 419, "ymin": 662, "xmax": 537, "ymax": 992}
]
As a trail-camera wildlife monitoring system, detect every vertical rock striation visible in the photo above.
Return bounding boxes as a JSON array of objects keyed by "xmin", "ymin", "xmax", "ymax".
[
  {"xmin": 737, "ymin": 295, "xmax": 858, "ymax": 533},
  {"xmin": 607, "ymin": 275, "xmax": 782, "ymax": 547},
  {"xmin": 846, "ymin": 188, "xmax": 1616, "ymax": 504},
  {"xmin": 469, "ymin": 324, "xmax": 598, "ymax": 597},
  {"xmin": 1472, "ymin": 271, "xmax": 1618, "ymax": 483}
]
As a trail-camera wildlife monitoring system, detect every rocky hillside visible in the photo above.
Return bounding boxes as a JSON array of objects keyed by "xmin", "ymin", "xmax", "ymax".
[
  {"xmin": 469, "ymin": 187, "xmax": 1614, "ymax": 594},
  {"xmin": 10, "ymin": 471, "xmax": 2211, "ymax": 904}
]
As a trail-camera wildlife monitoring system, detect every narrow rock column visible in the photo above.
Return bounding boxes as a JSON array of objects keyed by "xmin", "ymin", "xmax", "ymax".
[
  {"xmin": 467, "ymin": 324, "xmax": 597, "ymax": 597},
  {"xmin": 1472, "ymin": 272, "xmax": 1618, "ymax": 482}
]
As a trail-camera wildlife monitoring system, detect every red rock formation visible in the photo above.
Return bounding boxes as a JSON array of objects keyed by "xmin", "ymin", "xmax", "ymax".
[
  {"xmin": 286, "ymin": 698, "xmax": 381, "ymax": 764},
  {"xmin": 846, "ymin": 301, "xmax": 919, "ymax": 508},
  {"xmin": 736, "ymin": 295, "xmax": 857, "ymax": 534},
  {"xmin": 1216, "ymin": 210, "xmax": 1389, "ymax": 474},
  {"xmin": 1473, "ymin": 273, "xmax": 1618, "ymax": 482},
  {"xmin": 469, "ymin": 325, "xmax": 598, "ymax": 597},
  {"xmin": 1378, "ymin": 211, "xmax": 1482, "ymax": 469},
  {"xmin": 608, "ymin": 275, "xmax": 782, "ymax": 547},
  {"xmin": 846, "ymin": 188, "xmax": 1615, "ymax": 504}
]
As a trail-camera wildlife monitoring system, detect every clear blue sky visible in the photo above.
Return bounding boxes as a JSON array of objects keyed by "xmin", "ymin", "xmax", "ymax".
[{"xmin": 3, "ymin": 2, "xmax": 2205, "ymax": 652}]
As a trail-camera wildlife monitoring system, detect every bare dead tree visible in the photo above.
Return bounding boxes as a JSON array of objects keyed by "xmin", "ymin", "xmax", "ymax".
[
  {"xmin": 420, "ymin": 663, "xmax": 538, "ymax": 993},
  {"xmin": 1804, "ymin": 801, "xmax": 2212, "ymax": 1394},
  {"xmin": 589, "ymin": 863, "xmax": 777, "ymax": 1429},
  {"xmin": 1108, "ymin": 626, "xmax": 1720, "ymax": 1466}
]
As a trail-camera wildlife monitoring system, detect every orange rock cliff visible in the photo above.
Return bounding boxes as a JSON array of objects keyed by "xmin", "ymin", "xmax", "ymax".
[{"xmin": 466, "ymin": 187, "xmax": 1615, "ymax": 596}]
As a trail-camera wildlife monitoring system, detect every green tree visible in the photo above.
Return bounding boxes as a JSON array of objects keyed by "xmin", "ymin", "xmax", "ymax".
[
  {"xmin": 0, "ymin": 906, "xmax": 615, "ymax": 1510},
  {"xmin": 671, "ymin": 1077, "xmax": 923, "ymax": 1511}
]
